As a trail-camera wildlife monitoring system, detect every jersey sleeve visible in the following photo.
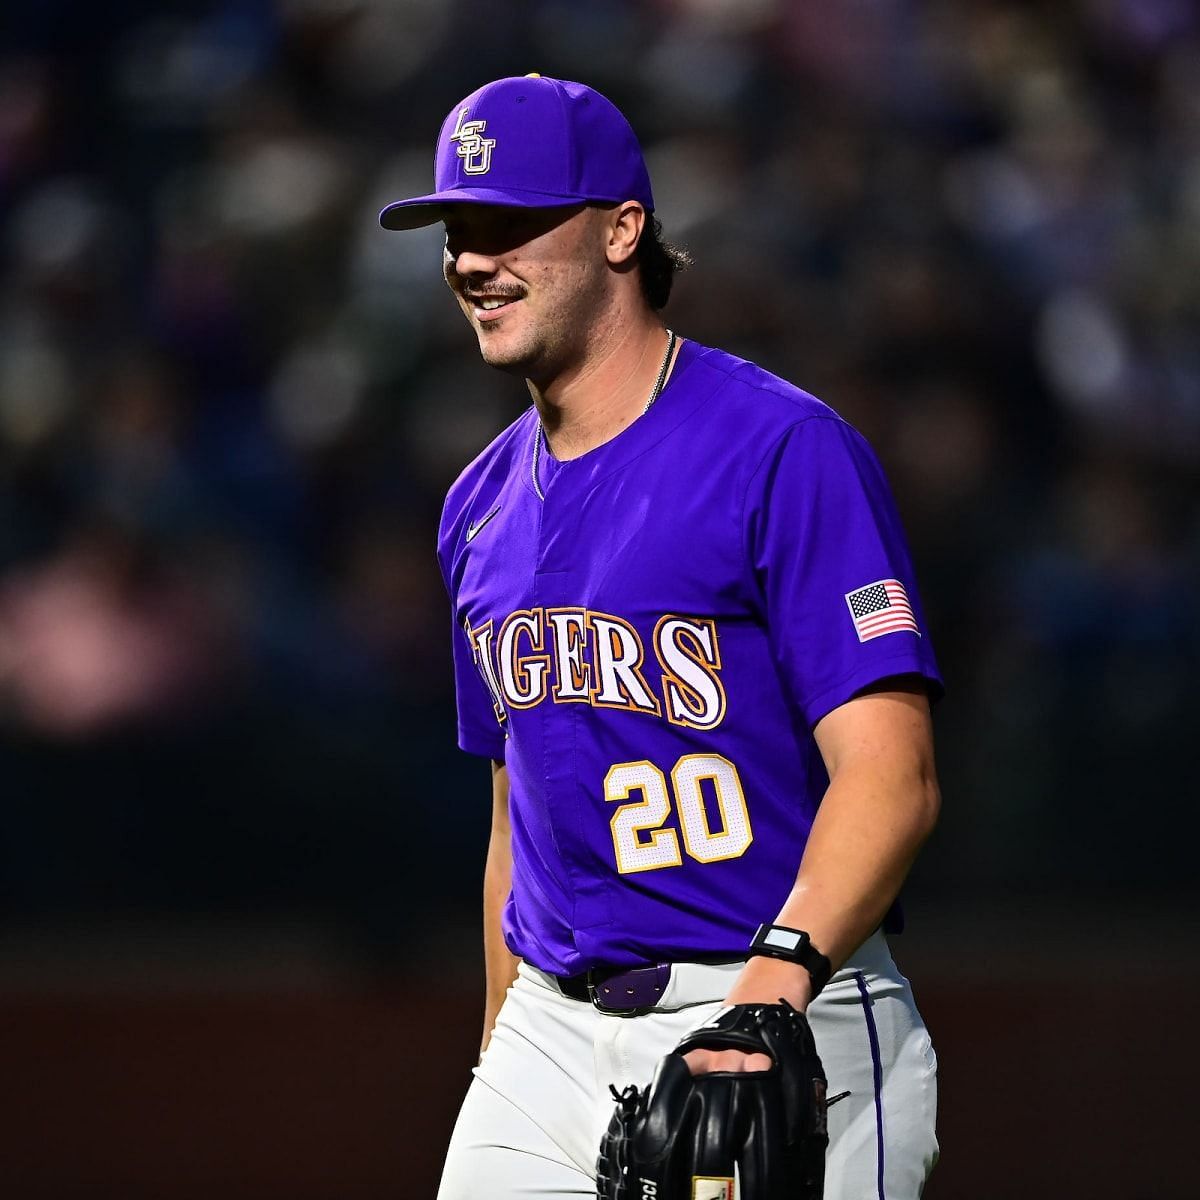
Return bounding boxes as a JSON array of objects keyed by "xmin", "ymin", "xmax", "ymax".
[
  {"xmin": 448, "ymin": 612, "xmax": 507, "ymax": 760},
  {"xmin": 437, "ymin": 501, "xmax": 507, "ymax": 763},
  {"xmin": 743, "ymin": 415, "xmax": 943, "ymax": 729}
]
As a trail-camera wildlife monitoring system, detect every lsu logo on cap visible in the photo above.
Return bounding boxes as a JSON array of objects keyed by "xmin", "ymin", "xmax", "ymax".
[{"xmin": 450, "ymin": 107, "xmax": 496, "ymax": 175}]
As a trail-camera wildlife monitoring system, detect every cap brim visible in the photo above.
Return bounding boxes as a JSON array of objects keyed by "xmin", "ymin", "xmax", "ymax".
[{"xmin": 378, "ymin": 187, "xmax": 605, "ymax": 231}]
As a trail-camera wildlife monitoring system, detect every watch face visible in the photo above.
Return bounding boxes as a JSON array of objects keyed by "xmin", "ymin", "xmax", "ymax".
[{"xmin": 762, "ymin": 926, "xmax": 805, "ymax": 953}]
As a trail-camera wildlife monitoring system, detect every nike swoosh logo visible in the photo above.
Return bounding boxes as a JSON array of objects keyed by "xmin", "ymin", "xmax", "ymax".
[{"xmin": 465, "ymin": 504, "xmax": 502, "ymax": 542}]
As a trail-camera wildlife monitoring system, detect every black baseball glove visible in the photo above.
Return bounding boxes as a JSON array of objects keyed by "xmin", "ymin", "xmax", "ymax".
[{"xmin": 596, "ymin": 1001, "xmax": 828, "ymax": 1200}]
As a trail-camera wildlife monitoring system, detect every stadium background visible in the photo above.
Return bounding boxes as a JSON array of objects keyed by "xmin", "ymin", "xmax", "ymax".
[{"xmin": 1, "ymin": 0, "xmax": 1196, "ymax": 1195}]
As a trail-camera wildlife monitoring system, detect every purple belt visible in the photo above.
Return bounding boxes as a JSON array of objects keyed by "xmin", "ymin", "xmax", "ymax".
[{"xmin": 554, "ymin": 963, "xmax": 673, "ymax": 1015}]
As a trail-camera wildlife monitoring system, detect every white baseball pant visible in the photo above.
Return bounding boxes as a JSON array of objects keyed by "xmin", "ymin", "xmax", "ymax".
[{"xmin": 436, "ymin": 930, "xmax": 938, "ymax": 1199}]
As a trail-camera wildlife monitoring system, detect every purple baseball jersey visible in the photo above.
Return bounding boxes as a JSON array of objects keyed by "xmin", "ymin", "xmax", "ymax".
[{"xmin": 437, "ymin": 340, "xmax": 943, "ymax": 976}]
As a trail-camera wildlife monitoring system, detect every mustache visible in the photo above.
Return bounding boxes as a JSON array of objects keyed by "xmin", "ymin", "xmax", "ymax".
[{"xmin": 462, "ymin": 285, "xmax": 526, "ymax": 301}]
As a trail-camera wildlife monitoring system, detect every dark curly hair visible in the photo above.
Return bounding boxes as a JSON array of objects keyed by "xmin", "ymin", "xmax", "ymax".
[{"xmin": 636, "ymin": 216, "xmax": 692, "ymax": 310}]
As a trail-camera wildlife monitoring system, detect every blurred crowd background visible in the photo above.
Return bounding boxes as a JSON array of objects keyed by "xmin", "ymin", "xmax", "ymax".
[
  {"xmin": 3, "ymin": 0, "xmax": 1197, "ymax": 1194},
  {"xmin": 4, "ymin": 0, "xmax": 1197, "ymax": 956}
]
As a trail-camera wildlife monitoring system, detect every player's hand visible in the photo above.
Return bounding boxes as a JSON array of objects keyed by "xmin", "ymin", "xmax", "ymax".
[
  {"xmin": 682, "ymin": 1046, "xmax": 772, "ymax": 1074},
  {"xmin": 723, "ymin": 953, "xmax": 814, "ymax": 1010},
  {"xmin": 680, "ymin": 955, "xmax": 815, "ymax": 1074}
]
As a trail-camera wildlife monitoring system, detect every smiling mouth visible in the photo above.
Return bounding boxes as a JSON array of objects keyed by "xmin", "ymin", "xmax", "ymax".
[{"xmin": 466, "ymin": 293, "xmax": 523, "ymax": 321}]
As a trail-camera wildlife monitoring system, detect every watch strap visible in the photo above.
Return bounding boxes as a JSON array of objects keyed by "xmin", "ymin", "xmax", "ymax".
[{"xmin": 748, "ymin": 923, "xmax": 833, "ymax": 998}]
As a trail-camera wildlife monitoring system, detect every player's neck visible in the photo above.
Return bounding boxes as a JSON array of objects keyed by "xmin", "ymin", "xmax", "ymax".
[{"xmin": 530, "ymin": 318, "xmax": 676, "ymax": 462}]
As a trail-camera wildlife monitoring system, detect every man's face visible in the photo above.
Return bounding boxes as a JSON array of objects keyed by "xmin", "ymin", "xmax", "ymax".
[{"xmin": 441, "ymin": 203, "xmax": 613, "ymax": 380}]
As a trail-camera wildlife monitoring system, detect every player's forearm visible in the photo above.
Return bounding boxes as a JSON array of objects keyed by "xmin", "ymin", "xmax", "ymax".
[
  {"xmin": 786, "ymin": 756, "xmax": 938, "ymax": 954},
  {"xmin": 720, "ymin": 780, "xmax": 935, "ymax": 1016},
  {"xmin": 481, "ymin": 761, "xmax": 520, "ymax": 1054},
  {"xmin": 726, "ymin": 686, "xmax": 940, "ymax": 1011},
  {"xmin": 726, "ymin": 760, "xmax": 938, "ymax": 1013},
  {"xmin": 482, "ymin": 830, "xmax": 519, "ymax": 1042}
]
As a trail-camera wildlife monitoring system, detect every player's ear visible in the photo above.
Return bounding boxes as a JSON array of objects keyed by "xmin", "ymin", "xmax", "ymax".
[{"xmin": 604, "ymin": 202, "xmax": 646, "ymax": 267}]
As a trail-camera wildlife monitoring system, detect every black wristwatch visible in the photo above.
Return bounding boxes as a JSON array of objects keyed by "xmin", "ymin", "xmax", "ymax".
[{"xmin": 748, "ymin": 924, "xmax": 833, "ymax": 999}]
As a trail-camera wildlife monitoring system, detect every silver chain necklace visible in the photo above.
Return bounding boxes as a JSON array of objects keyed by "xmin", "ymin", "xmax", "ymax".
[{"xmin": 531, "ymin": 328, "xmax": 677, "ymax": 502}]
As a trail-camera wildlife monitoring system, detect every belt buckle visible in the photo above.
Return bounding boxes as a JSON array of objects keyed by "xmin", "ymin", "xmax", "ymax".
[{"xmin": 587, "ymin": 963, "xmax": 672, "ymax": 1016}]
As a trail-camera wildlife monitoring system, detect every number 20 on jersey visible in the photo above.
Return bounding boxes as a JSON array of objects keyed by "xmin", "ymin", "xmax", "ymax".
[{"xmin": 604, "ymin": 754, "xmax": 753, "ymax": 874}]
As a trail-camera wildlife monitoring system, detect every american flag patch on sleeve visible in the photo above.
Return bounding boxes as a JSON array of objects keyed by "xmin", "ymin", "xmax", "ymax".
[{"xmin": 845, "ymin": 579, "xmax": 920, "ymax": 642}]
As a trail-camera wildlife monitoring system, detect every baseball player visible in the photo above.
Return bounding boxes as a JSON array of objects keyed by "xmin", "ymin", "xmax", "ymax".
[{"xmin": 381, "ymin": 75, "xmax": 942, "ymax": 1198}]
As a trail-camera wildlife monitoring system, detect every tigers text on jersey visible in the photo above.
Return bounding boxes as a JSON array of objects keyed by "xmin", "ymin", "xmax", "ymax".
[{"xmin": 436, "ymin": 340, "xmax": 943, "ymax": 977}]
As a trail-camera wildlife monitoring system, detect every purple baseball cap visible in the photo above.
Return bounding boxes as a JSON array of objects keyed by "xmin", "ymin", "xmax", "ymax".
[{"xmin": 379, "ymin": 74, "xmax": 654, "ymax": 231}]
